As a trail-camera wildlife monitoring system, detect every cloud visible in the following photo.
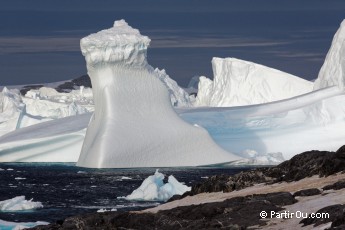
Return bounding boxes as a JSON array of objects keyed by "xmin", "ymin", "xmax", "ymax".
[
  {"xmin": 0, "ymin": 36, "xmax": 80, "ymax": 54},
  {"xmin": 265, "ymin": 50, "xmax": 325, "ymax": 62},
  {"xmin": 150, "ymin": 36, "xmax": 291, "ymax": 49},
  {"xmin": 0, "ymin": 35, "xmax": 292, "ymax": 54}
]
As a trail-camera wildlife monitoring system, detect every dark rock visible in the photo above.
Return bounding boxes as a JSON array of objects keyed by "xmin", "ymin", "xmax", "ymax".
[
  {"xmin": 331, "ymin": 212, "xmax": 345, "ymax": 229},
  {"xmin": 19, "ymin": 85, "xmax": 43, "ymax": 96},
  {"xmin": 322, "ymin": 180, "xmax": 345, "ymax": 191},
  {"xmin": 167, "ymin": 194, "xmax": 182, "ymax": 202},
  {"xmin": 56, "ymin": 81, "xmax": 75, "ymax": 92},
  {"xmin": 191, "ymin": 170, "xmax": 271, "ymax": 195},
  {"xmin": 300, "ymin": 204, "xmax": 345, "ymax": 227},
  {"xmin": 248, "ymin": 192, "xmax": 297, "ymax": 206},
  {"xmin": 293, "ymin": 188, "xmax": 321, "ymax": 197},
  {"xmin": 71, "ymin": 75, "xmax": 92, "ymax": 88},
  {"xmin": 56, "ymin": 75, "xmax": 92, "ymax": 93}
]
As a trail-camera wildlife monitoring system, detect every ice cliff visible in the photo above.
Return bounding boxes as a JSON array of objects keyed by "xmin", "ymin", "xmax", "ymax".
[
  {"xmin": 77, "ymin": 20, "xmax": 240, "ymax": 168},
  {"xmin": 314, "ymin": 20, "xmax": 345, "ymax": 90},
  {"xmin": 195, "ymin": 57, "xmax": 313, "ymax": 107}
]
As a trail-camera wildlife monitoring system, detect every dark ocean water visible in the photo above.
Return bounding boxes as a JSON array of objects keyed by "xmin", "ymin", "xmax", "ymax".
[{"xmin": 0, "ymin": 163, "xmax": 253, "ymax": 224}]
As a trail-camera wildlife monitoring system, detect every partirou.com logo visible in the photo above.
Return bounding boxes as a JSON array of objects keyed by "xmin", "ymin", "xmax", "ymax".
[{"xmin": 260, "ymin": 210, "xmax": 330, "ymax": 219}]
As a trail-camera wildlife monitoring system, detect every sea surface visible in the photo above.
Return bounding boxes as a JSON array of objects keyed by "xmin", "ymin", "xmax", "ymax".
[{"xmin": 0, "ymin": 163, "xmax": 254, "ymax": 224}]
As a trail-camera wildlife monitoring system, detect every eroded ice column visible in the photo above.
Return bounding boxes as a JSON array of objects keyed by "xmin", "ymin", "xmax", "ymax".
[{"xmin": 77, "ymin": 20, "xmax": 240, "ymax": 168}]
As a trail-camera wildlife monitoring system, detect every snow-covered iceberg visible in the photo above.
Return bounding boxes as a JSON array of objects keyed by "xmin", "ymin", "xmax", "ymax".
[
  {"xmin": 314, "ymin": 19, "xmax": 345, "ymax": 90},
  {"xmin": 194, "ymin": 57, "xmax": 313, "ymax": 107},
  {"xmin": 124, "ymin": 170, "xmax": 191, "ymax": 201},
  {"xmin": 77, "ymin": 20, "xmax": 240, "ymax": 168},
  {"xmin": 0, "ymin": 196, "xmax": 43, "ymax": 211}
]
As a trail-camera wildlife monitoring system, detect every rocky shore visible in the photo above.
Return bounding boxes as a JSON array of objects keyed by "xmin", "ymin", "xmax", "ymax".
[{"xmin": 31, "ymin": 146, "xmax": 345, "ymax": 229}]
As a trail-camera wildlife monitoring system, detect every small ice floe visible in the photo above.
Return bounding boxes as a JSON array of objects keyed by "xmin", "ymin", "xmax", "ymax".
[
  {"xmin": 201, "ymin": 176, "xmax": 209, "ymax": 179},
  {"xmin": 15, "ymin": 177, "xmax": 26, "ymax": 180},
  {"xmin": 0, "ymin": 196, "xmax": 43, "ymax": 211},
  {"xmin": 77, "ymin": 171, "xmax": 87, "ymax": 174},
  {"xmin": 121, "ymin": 169, "xmax": 191, "ymax": 202},
  {"xmin": 97, "ymin": 208, "xmax": 117, "ymax": 213},
  {"xmin": 0, "ymin": 168, "xmax": 4, "ymax": 171},
  {"xmin": 0, "ymin": 219, "xmax": 49, "ymax": 230},
  {"xmin": 90, "ymin": 186, "xmax": 97, "ymax": 188},
  {"xmin": 121, "ymin": 176, "xmax": 132, "ymax": 180},
  {"xmin": 7, "ymin": 168, "xmax": 13, "ymax": 171}
]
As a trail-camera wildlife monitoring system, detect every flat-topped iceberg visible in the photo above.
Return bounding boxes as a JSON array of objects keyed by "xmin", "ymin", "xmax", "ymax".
[{"xmin": 77, "ymin": 20, "xmax": 240, "ymax": 168}]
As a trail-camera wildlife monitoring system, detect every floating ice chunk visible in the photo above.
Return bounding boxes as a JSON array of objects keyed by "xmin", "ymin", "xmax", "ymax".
[
  {"xmin": 121, "ymin": 176, "xmax": 132, "ymax": 180},
  {"xmin": 0, "ymin": 219, "xmax": 48, "ymax": 230},
  {"xmin": 97, "ymin": 208, "xmax": 117, "ymax": 213},
  {"xmin": 14, "ymin": 177, "xmax": 26, "ymax": 180},
  {"xmin": 0, "ymin": 196, "xmax": 43, "ymax": 211},
  {"xmin": 124, "ymin": 170, "xmax": 191, "ymax": 201}
]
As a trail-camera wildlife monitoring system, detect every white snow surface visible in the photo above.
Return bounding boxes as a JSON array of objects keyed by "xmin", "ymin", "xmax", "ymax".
[
  {"xmin": 0, "ymin": 196, "xmax": 43, "ymax": 211},
  {"xmin": 181, "ymin": 86, "xmax": 345, "ymax": 160},
  {"xmin": 0, "ymin": 114, "xmax": 89, "ymax": 162},
  {"xmin": 314, "ymin": 19, "xmax": 345, "ymax": 90},
  {"xmin": 77, "ymin": 20, "xmax": 240, "ymax": 168},
  {"xmin": 194, "ymin": 57, "xmax": 313, "ymax": 107},
  {"xmin": 0, "ymin": 219, "xmax": 48, "ymax": 230},
  {"xmin": 124, "ymin": 170, "xmax": 191, "ymax": 201}
]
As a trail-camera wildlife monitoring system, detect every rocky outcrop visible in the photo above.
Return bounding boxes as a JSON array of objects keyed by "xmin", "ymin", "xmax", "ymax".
[
  {"xmin": 300, "ymin": 204, "xmax": 345, "ymax": 228},
  {"xmin": 293, "ymin": 188, "xmax": 321, "ymax": 197},
  {"xmin": 31, "ymin": 192, "xmax": 296, "ymax": 230},
  {"xmin": 322, "ymin": 180, "xmax": 345, "ymax": 191},
  {"xmin": 190, "ymin": 146, "xmax": 345, "ymax": 195}
]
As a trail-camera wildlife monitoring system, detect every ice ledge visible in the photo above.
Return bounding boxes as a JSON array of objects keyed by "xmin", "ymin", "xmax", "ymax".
[{"xmin": 80, "ymin": 19, "xmax": 151, "ymax": 69}]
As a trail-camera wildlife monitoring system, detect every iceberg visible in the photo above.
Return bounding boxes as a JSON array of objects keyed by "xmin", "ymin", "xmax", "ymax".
[
  {"xmin": 1, "ymin": 19, "xmax": 345, "ymax": 165},
  {"xmin": 194, "ymin": 57, "xmax": 313, "ymax": 107},
  {"xmin": 314, "ymin": 20, "xmax": 345, "ymax": 90},
  {"xmin": 0, "ymin": 196, "xmax": 43, "ymax": 211},
  {"xmin": 77, "ymin": 20, "xmax": 240, "ymax": 168},
  {"xmin": 124, "ymin": 170, "xmax": 191, "ymax": 201}
]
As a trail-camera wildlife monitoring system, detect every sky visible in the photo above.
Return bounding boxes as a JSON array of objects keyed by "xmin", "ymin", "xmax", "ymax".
[{"xmin": 0, "ymin": 0, "xmax": 345, "ymax": 87}]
